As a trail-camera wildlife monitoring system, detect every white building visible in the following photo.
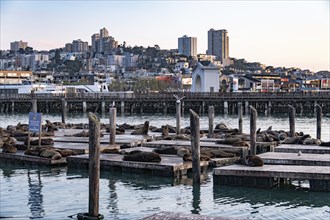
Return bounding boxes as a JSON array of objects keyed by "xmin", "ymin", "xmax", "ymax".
[
  {"xmin": 107, "ymin": 54, "xmax": 125, "ymax": 67},
  {"xmin": 191, "ymin": 61, "xmax": 220, "ymax": 92}
]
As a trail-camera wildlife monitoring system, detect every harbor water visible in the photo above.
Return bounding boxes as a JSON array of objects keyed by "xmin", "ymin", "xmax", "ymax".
[{"xmin": 0, "ymin": 113, "xmax": 330, "ymax": 219}]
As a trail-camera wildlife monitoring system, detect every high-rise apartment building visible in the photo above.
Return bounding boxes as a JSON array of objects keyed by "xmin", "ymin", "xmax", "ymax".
[
  {"xmin": 207, "ymin": 29, "xmax": 229, "ymax": 63},
  {"xmin": 178, "ymin": 35, "xmax": 197, "ymax": 58},
  {"xmin": 72, "ymin": 39, "xmax": 89, "ymax": 53},
  {"xmin": 100, "ymin": 27, "xmax": 109, "ymax": 38},
  {"xmin": 91, "ymin": 34, "xmax": 100, "ymax": 53},
  {"xmin": 10, "ymin": 41, "xmax": 28, "ymax": 52}
]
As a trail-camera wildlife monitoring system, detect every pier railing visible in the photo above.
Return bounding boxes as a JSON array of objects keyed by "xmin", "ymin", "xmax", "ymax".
[{"xmin": 0, "ymin": 91, "xmax": 329, "ymax": 102}]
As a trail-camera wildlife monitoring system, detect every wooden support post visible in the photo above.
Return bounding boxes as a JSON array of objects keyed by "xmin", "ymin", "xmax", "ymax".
[
  {"xmin": 238, "ymin": 102, "xmax": 243, "ymax": 134},
  {"xmin": 109, "ymin": 108, "xmax": 116, "ymax": 145},
  {"xmin": 316, "ymin": 104, "xmax": 322, "ymax": 140},
  {"xmin": 245, "ymin": 101, "xmax": 249, "ymax": 115},
  {"xmin": 249, "ymin": 106, "xmax": 257, "ymax": 156},
  {"xmin": 101, "ymin": 101, "xmax": 105, "ymax": 116},
  {"xmin": 83, "ymin": 101, "xmax": 87, "ymax": 113},
  {"xmin": 61, "ymin": 98, "xmax": 66, "ymax": 124},
  {"xmin": 11, "ymin": 101, "xmax": 14, "ymax": 113},
  {"xmin": 88, "ymin": 112, "xmax": 101, "ymax": 218},
  {"xmin": 121, "ymin": 101, "xmax": 125, "ymax": 116},
  {"xmin": 288, "ymin": 105, "xmax": 295, "ymax": 138},
  {"xmin": 208, "ymin": 106, "xmax": 214, "ymax": 138},
  {"xmin": 190, "ymin": 109, "xmax": 201, "ymax": 184},
  {"xmin": 224, "ymin": 101, "xmax": 228, "ymax": 115},
  {"xmin": 176, "ymin": 100, "xmax": 181, "ymax": 135},
  {"xmin": 32, "ymin": 99, "xmax": 37, "ymax": 113}
]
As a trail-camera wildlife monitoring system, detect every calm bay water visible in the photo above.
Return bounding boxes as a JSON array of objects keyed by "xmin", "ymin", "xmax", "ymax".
[{"xmin": 0, "ymin": 113, "xmax": 330, "ymax": 219}]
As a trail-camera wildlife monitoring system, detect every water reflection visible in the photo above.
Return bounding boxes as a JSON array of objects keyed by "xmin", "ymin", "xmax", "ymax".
[
  {"xmin": 108, "ymin": 179, "xmax": 119, "ymax": 218},
  {"xmin": 191, "ymin": 183, "xmax": 201, "ymax": 214},
  {"xmin": 213, "ymin": 185, "xmax": 330, "ymax": 208},
  {"xmin": 27, "ymin": 170, "xmax": 45, "ymax": 219}
]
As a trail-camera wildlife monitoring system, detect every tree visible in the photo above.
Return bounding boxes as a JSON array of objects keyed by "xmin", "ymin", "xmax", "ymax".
[{"xmin": 64, "ymin": 60, "xmax": 82, "ymax": 75}]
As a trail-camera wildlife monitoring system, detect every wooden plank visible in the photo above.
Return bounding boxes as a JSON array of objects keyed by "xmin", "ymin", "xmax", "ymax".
[
  {"xmin": 213, "ymin": 164, "xmax": 330, "ymax": 180},
  {"xmin": 0, "ymin": 150, "xmax": 67, "ymax": 165},
  {"xmin": 53, "ymin": 136, "xmax": 144, "ymax": 147},
  {"xmin": 259, "ymin": 152, "xmax": 330, "ymax": 166},
  {"xmin": 67, "ymin": 154, "xmax": 208, "ymax": 177},
  {"xmin": 209, "ymin": 157, "xmax": 239, "ymax": 167},
  {"xmin": 275, "ymin": 144, "xmax": 330, "ymax": 154}
]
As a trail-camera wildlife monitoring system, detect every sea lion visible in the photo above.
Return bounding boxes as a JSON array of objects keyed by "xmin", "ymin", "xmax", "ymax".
[
  {"xmin": 302, "ymin": 138, "xmax": 321, "ymax": 145},
  {"xmin": 101, "ymin": 148, "xmax": 120, "ymax": 154},
  {"xmin": 153, "ymin": 146, "xmax": 178, "ymax": 155},
  {"xmin": 131, "ymin": 121, "xmax": 149, "ymax": 135},
  {"xmin": 45, "ymin": 120, "xmax": 58, "ymax": 132},
  {"xmin": 161, "ymin": 125, "xmax": 169, "ymax": 137},
  {"xmin": 282, "ymin": 134, "xmax": 311, "ymax": 144},
  {"xmin": 177, "ymin": 148, "xmax": 191, "ymax": 157},
  {"xmin": 216, "ymin": 137, "xmax": 243, "ymax": 146},
  {"xmin": 39, "ymin": 149, "xmax": 62, "ymax": 160},
  {"xmin": 2, "ymin": 143, "xmax": 17, "ymax": 153},
  {"xmin": 25, "ymin": 138, "xmax": 54, "ymax": 146},
  {"xmin": 235, "ymin": 155, "xmax": 264, "ymax": 167},
  {"xmin": 182, "ymin": 153, "xmax": 211, "ymax": 161},
  {"xmin": 54, "ymin": 149, "xmax": 78, "ymax": 157},
  {"xmin": 123, "ymin": 151, "xmax": 161, "ymax": 162}
]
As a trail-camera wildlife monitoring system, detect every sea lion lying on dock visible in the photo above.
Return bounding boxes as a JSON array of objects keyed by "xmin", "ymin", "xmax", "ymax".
[
  {"xmin": 24, "ymin": 138, "xmax": 54, "ymax": 146},
  {"xmin": 45, "ymin": 120, "xmax": 58, "ymax": 132},
  {"xmin": 123, "ymin": 151, "xmax": 161, "ymax": 162},
  {"xmin": 302, "ymin": 138, "xmax": 321, "ymax": 145},
  {"xmin": 200, "ymin": 148, "xmax": 239, "ymax": 158},
  {"xmin": 235, "ymin": 155, "xmax": 264, "ymax": 167},
  {"xmin": 131, "ymin": 121, "xmax": 149, "ymax": 135},
  {"xmin": 2, "ymin": 143, "xmax": 17, "ymax": 153},
  {"xmin": 282, "ymin": 134, "xmax": 311, "ymax": 144},
  {"xmin": 320, "ymin": 141, "xmax": 330, "ymax": 147},
  {"xmin": 25, "ymin": 146, "xmax": 77, "ymax": 158},
  {"xmin": 182, "ymin": 153, "xmax": 211, "ymax": 162},
  {"xmin": 216, "ymin": 137, "xmax": 247, "ymax": 146}
]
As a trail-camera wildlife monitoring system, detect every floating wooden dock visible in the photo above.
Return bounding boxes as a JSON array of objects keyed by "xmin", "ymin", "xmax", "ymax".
[
  {"xmin": 0, "ymin": 150, "xmax": 67, "ymax": 165},
  {"xmin": 67, "ymin": 153, "xmax": 209, "ymax": 178},
  {"xmin": 259, "ymin": 152, "xmax": 330, "ymax": 166},
  {"xmin": 213, "ymin": 164, "xmax": 330, "ymax": 191},
  {"xmin": 275, "ymin": 144, "xmax": 330, "ymax": 154}
]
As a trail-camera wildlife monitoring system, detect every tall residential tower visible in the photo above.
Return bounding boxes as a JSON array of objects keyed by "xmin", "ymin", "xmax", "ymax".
[
  {"xmin": 178, "ymin": 35, "xmax": 197, "ymax": 58},
  {"xmin": 207, "ymin": 29, "xmax": 229, "ymax": 64}
]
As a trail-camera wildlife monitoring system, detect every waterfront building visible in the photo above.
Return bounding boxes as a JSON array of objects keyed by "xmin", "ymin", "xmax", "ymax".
[
  {"xmin": 178, "ymin": 35, "xmax": 197, "ymax": 58},
  {"xmin": 10, "ymin": 40, "xmax": 28, "ymax": 52},
  {"xmin": 0, "ymin": 70, "xmax": 32, "ymax": 84},
  {"xmin": 207, "ymin": 29, "xmax": 229, "ymax": 64},
  {"xmin": 191, "ymin": 61, "xmax": 220, "ymax": 92}
]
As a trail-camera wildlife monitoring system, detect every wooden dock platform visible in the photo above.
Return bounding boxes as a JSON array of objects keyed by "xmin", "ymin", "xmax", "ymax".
[
  {"xmin": 275, "ymin": 144, "xmax": 330, "ymax": 154},
  {"xmin": 143, "ymin": 140, "xmax": 248, "ymax": 157},
  {"xmin": 67, "ymin": 153, "xmax": 209, "ymax": 178},
  {"xmin": 213, "ymin": 164, "xmax": 330, "ymax": 191},
  {"xmin": 0, "ymin": 150, "xmax": 67, "ymax": 165},
  {"xmin": 259, "ymin": 152, "xmax": 330, "ymax": 166}
]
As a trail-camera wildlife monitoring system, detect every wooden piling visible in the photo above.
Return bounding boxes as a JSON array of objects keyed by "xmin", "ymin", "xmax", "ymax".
[
  {"xmin": 238, "ymin": 102, "xmax": 243, "ymax": 134},
  {"xmin": 32, "ymin": 99, "xmax": 37, "ymax": 113},
  {"xmin": 109, "ymin": 108, "xmax": 116, "ymax": 145},
  {"xmin": 288, "ymin": 105, "xmax": 295, "ymax": 138},
  {"xmin": 176, "ymin": 100, "xmax": 181, "ymax": 135},
  {"xmin": 249, "ymin": 106, "xmax": 257, "ymax": 156},
  {"xmin": 208, "ymin": 106, "xmax": 214, "ymax": 138},
  {"xmin": 61, "ymin": 98, "xmax": 66, "ymax": 124},
  {"xmin": 316, "ymin": 104, "xmax": 322, "ymax": 140},
  {"xmin": 88, "ymin": 112, "xmax": 101, "ymax": 218},
  {"xmin": 190, "ymin": 109, "xmax": 201, "ymax": 184}
]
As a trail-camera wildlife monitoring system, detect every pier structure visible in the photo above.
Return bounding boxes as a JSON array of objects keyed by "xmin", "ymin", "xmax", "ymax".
[{"xmin": 0, "ymin": 91, "xmax": 330, "ymax": 115}]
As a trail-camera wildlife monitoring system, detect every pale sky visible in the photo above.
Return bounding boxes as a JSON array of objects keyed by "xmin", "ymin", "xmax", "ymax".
[{"xmin": 1, "ymin": 0, "xmax": 329, "ymax": 71}]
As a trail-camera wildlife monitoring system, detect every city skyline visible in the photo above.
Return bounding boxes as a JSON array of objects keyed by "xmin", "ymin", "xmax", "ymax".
[{"xmin": 1, "ymin": 0, "xmax": 329, "ymax": 72}]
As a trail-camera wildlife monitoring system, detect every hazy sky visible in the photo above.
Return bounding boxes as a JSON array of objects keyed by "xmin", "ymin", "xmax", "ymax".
[{"xmin": 1, "ymin": 0, "xmax": 329, "ymax": 71}]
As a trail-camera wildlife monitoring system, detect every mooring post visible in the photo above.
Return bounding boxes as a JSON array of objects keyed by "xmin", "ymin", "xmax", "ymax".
[
  {"xmin": 288, "ymin": 105, "xmax": 295, "ymax": 138},
  {"xmin": 208, "ymin": 106, "xmax": 214, "ymax": 138},
  {"xmin": 109, "ymin": 107, "xmax": 116, "ymax": 145},
  {"xmin": 316, "ymin": 104, "xmax": 322, "ymax": 140},
  {"xmin": 238, "ymin": 102, "xmax": 243, "ymax": 134},
  {"xmin": 32, "ymin": 99, "xmax": 37, "ymax": 113},
  {"xmin": 174, "ymin": 95, "xmax": 185, "ymax": 135},
  {"xmin": 61, "ymin": 98, "xmax": 66, "ymax": 124},
  {"xmin": 249, "ymin": 106, "xmax": 257, "ymax": 156},
  {"xmin": 190, "ymin": 109, "xmax": 201, "ymax": 184},
  {"xmin": 87, "ymin": 113, "xmax": 101, "ymax": 218}
]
